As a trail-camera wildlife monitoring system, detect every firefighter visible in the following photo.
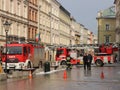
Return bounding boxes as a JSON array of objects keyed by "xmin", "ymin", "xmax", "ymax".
[{"xmin": 66, "ymin": 55, "xmax": 72, "ymax": 70}]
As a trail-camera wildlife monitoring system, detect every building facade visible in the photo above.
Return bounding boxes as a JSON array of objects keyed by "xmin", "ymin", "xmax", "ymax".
[
  {"xmin": 96, "ymin": 6, "xmax": 116, "ymax": 44},
  {"xmin": 74, "ymin": 22, "xmax": 81, "ymax": 45},
  {"xmin": 28, "ymin": 0, "xmax": 38, "ymax": 42},
  {"xmin": 93, "ymin": 35, "xmax": 98, "ymax": 44},
  {"xmin": 70, "ymin": 17, "xmax": 76, "ymax": 45},
  {"xmin": 114, "ymin": 0, "xmax": 120, "ymax": 43},
  {"xmin": 79, "ymin": 24, "xmax": 85, "ymax": 44},
  {"xmin": 49, "ymin": 0, "xmax": 60, "ymax": 45},
  {"xmin": 0, "ymin": 0, "xmax": 28, "ymax": 46},
  {"xmin": 83, "ymin": 28, "xmax": 88, "ymax": 44},
  {"xmin": 59, "ymin": 5, "xmax": 71, "ymax": 46},
  {"xmin": 0, "ymin": 0, "xmax": 96, "ymax": 47},
  {"xmin": 38, "ymin": 0, "xmax": 51, "ymax": 45}
]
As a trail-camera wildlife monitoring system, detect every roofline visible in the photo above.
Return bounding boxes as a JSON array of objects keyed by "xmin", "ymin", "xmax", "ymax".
[
  {"xmin": 96, "ymin": 17, "xmax": 116, "ymax": 19},
  {"xmin": 114, "ymin": 0, "xmax": 116, "ymax": 4}
]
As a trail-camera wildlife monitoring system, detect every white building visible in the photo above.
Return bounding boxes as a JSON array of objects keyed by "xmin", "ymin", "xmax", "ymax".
[{"xmin": 0, "ymin": 0, "xmax": 28, "ymax": 46}]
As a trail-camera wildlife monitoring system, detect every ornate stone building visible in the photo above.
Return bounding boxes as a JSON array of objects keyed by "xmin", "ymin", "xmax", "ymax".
[
  {"xmin": 28, "ymin": 0, "xmax": 38, "ymax": 42},
  {"xmin": 0, "ymin": 0, "xmax": 96, "ymax": 47},
  {"xmin": 59, "ymin": 5, "xmax": 71, "ymax": 46},
  {"xmin": 83, "ymin": 28, "xmax": 88, "ymax": 44},
  {"xmin": 70, "ymin": 17, "xmax": 76, "ymax": 45},
  {"xmin": 38, "ymin": 0, "xmax": 60, "ymax": 61},
  {"xmin": 49, "ymin": 0, "xmax": 60, "ymax": 45},
  {"xmin": 0, "ymin": 0, "xmax": 28, "ymax": 45},
  {"xmin": 38, "ymin": 0, "xmax": 51, "ymax": 45},
  {"xmin": 96, "ymin": 6, "xmax": 116, "ymax": 44}
]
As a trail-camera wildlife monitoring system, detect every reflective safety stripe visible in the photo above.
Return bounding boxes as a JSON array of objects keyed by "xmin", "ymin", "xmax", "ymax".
[
  {"xmin": 67, "ymin": 62, "xmax": 71, "ymax": 64},
  {"xmin": 104, "ymin": 56, "xmax": 108, "ymax": 63},
  {"xmin": 110, "ymin": 56, "xmax": 114, "ymax": 63}
]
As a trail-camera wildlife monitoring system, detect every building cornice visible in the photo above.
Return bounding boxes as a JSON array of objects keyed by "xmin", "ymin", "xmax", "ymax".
[
  {"xmin": 96, "ymin": 17, "xmax": 116, "ymax": 19},
  {"xmin": 0, "ymin": 9, "xmax": 28, "ymax": 25},
  {"xmin": 60, "ymin": 5, "xmax": 70, "ymax": 17}
]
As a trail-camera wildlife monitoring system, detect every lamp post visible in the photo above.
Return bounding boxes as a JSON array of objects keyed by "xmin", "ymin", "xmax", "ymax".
[
  {"xmin": 49, "ymin": 12, "xmax": 53, "ymax": 61},
  {"xmin": 49, "ymin": 12, "xmax": 52, "ymax": 45},
  {"xmin": 3, "ymin": 20, "xmax": 11, "ymax": 73}
]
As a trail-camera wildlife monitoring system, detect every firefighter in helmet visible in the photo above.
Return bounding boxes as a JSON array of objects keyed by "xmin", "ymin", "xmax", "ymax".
[{"xmin": 66, "ymin": 55, "xmax": 72, "ymax": 70}]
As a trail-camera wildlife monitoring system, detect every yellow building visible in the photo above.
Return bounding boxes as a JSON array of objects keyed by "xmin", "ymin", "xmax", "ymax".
[{"xmin": 96, "ymin": 6, "xmax": 116, "ymax": 44}]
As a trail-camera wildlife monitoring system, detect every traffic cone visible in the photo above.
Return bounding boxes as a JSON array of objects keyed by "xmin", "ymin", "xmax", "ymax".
[
  {"xmin": 29, "ymin": 70, "xmax": 32, "ymax": 79},
  {"xmin": 63, "ymin": 70, "xmax": 67, "ymax": 79},
  {"xmin": 100, "ymin": 71, "xmax": 104, "ymax": 79}
]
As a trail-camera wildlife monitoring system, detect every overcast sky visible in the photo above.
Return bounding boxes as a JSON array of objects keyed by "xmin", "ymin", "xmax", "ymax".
[{"xmin": 57, "ymin": 0, "xmax": 114, "ymax": 35}]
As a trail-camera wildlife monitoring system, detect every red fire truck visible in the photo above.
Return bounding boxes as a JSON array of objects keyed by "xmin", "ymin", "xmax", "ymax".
[
  {"xmin": 94, "ymin": 44, "xmax": 118, "ymax": 66},
  {"xmin": 93, "ymin": 53, "xmax": 114, "ymax": 66},
  {"xmin": 57, "ymin": 44, "xmax": 119, "ymax": 67},
  {"xmin": 1, "ymin": 42, "xmax": 45, "ymax": 70},
  {"xmin": 55, "ymin": 47, "xmax": 80, "ymax": 65}
]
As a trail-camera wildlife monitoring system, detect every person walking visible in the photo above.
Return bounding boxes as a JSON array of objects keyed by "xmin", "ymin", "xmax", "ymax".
[
  {"xmin": 87, "ymin": 51, "xmax": 93, "ymax": 70},
  {"xmin": 83, "ymin": 53, "xmax": 89, "ymax": 70}
]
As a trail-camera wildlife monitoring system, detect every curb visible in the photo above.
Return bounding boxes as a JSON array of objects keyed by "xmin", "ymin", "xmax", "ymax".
[
  {"xmin": 0, "ymin": 66, "xmax": 66, "ymax": 81},
  {"xmin": 7, "ymin": 71, "xmax": 30, "ymax": 79}
]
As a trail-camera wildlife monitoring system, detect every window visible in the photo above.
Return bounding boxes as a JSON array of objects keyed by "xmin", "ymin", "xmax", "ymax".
[
  {"xmin": 17, "ymin": 23, "xmax": 19, "ymax": 36},
  {"xmin": 105, "ymin": 36, "xmax": 109, "ymax": 43},
  {"xmin": 29, "ymin": 9, "xmax": 31, "ymax": 20},
  {"xmin": 23, "ymin": 47, "xmax": 27, "ymax": 54},
  {"xmin": 32, "ymin": 10, "xmax": 34, "ymax": 21},
  {"xmin": 106, "ymin": 24, "xmax": 110, "ymax": 30},
  {"xmin": 2, "ymin": 0, "xmax": 5, "ymax": 10},
  {"xmin": 7, "ymin": 46, "xmax": 22, "ymax": 55},
  {"xmin": 56, "ymin": 50, "xmax": 64, "ymax": 56},
  {"xmin": 28, "ymin": 47, "xmax": 31, "ymax": 54},
  {"xmin": 35, "ymin": 11, "xmax": 37, "ymax": 21},
  {"xmin": 24, "ymin": 6, "xmax": 27, "ymax": 18},
  {"xmin": 28, "ymin": 29, "xmax": 30, "ymax": 39},
  {"xmin": 17, "ymin": 2, "xmax": 20, "ymax": 16}
]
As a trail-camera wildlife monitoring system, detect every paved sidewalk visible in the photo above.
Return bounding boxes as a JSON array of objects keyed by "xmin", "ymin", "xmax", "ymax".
[
  {"xmin": 0, "ymin": 73, "xmax": 7, "ymax": 81},
  {"xmin": 1, "ymin": 63, "xmax": 119, "ymax": 81},
  {"xmin": 0, "ymin": 65, "xmax": 65, "ymax": 81}
]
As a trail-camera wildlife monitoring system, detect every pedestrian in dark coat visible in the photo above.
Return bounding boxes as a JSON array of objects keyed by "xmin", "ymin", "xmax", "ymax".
[
  {"xmin": 87, "ymin": 51, "xmax": 93, "ymax": 70},
  {"xmin": 83, "ymin": 53, "xmax": 89, "ymax": 70}
]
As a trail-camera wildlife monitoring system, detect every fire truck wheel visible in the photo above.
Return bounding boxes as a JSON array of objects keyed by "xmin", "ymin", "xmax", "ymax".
[
  {"xmin": 60, "ymin": 61, "xmax": 67, "ymax": 65},
  {"xmin": 95, "ymin": 59, "xmax": 104, "ymax": 67},
  {"xmin": 4, "ymin": 69, "xmax": 10, "ymax": 73}
]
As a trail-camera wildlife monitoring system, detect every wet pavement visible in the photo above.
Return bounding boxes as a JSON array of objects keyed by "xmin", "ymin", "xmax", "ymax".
[{"xmin": 0, "ymin": 63, "xmax": 120, "ymax": 90}]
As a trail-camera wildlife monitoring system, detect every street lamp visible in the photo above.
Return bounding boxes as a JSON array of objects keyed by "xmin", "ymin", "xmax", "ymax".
[
  {"xmin": 3, "ymin": 20, "xmax": 11, "ymax": 73},
  {"xmin": 49, "ymin": 12, "xmax": 52, "ymax": 45}
]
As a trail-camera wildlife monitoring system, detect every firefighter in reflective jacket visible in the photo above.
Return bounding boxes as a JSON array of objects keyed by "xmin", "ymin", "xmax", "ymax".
[{"xmin": 66, "ymin": 56, "xmax": 72, "ymax": 70}]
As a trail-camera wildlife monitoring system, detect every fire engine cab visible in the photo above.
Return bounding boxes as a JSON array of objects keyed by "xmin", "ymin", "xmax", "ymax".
[{"xmin": 1, "ymin": 42, "xmax": 45, "ymax": 71}]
